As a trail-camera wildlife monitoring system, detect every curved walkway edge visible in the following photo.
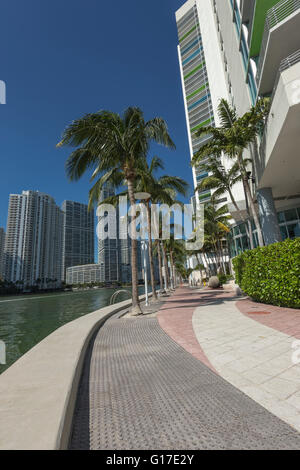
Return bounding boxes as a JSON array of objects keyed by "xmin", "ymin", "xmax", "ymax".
[
  {"xmin": 156, "ymin": 288, "xmax": 300, "ymax": 434},
  {"xmin": 0, "ymin": 296, "xmax": 142, "ymax": 450},
  {"xmin": 70, "ymin": 290, "xmax": 300, "ymax": 450},
  {"xmin": 192, "ymin": 293, "xmax": 300, "ymax": 432}
]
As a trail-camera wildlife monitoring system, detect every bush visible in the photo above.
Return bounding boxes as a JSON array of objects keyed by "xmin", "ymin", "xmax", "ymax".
[
  {"xmin": 232, "ymin": 238, "xmax": 300, "ymax": 308},
  {"xmin": 218, "ymin": 274, "xmax": 227, "ymax": 286}
]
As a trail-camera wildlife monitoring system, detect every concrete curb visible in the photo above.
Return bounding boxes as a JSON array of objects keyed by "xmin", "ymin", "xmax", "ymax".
[{"xmin": 0, "ymin": 294, "xmax": 149, "ymax": 450}]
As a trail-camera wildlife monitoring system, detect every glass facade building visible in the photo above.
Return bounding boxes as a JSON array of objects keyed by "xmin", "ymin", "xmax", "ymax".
[{"xmin": 176, "ymin": 3, "xmax": 216, "ymax": 203}]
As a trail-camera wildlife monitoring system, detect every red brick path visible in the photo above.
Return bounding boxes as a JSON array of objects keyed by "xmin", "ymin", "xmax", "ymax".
[
  {"xmin": 157, "ymin": 287, "xmax": 300, "ymax": 373},
  {"xmin": 236, "ymin": 299, "xmax": 300, "ymax": 339},
  {"xmin": 157, "ymin": 287, "xmax": 233, "ymax": 373}
]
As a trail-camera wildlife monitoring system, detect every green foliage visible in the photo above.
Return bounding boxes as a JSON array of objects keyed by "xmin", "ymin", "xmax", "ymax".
[
  {"xmin": 233, "ymin": 238, "xmax": 300, "ymax": 308},
  {"xmin": 218, "ymin": 274, "xmax": 227, "ymax": 286}
]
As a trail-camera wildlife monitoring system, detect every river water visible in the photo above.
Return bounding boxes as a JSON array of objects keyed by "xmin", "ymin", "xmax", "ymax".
[{"xmin": 0, "ymin": 287, "xmax": 137, "ymax": 374}]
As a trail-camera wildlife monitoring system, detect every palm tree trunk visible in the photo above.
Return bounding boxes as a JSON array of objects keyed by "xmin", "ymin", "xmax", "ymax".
[
  {"xmin": 170, "ymin": 249, "xmax": 175, "ymax": 289},
  {"xmin": 162, "ymin": 242, "xmax": 170, "ymax": 289},
  {"xmin": 196, "ymin": 253, "xmax": 203, "ymax": 285},
  {"xmin": 127, "ymin": 178, "xmax": 142, "ymax": 315},
  {"xmin": 146, "ymin": 201, "xmax": 157, "ymax": 301},
  {"xmin": 156, "ymin": 241, "xmax": 164, "ymax": 291},
  {"xmin": 237, "ymin": 152, "xmax": 264, "ymax": 247},
  {"xmin": 243, "ymin": 176, "xmax": 264, "ymax": 247}
]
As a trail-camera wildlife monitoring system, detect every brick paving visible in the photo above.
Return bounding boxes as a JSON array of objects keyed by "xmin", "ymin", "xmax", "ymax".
[
  {"xmin": 236, "ymin": 299, "xmax": 300, "ymax": 338},
  {"xmin": 157, "ymin": 288, "xmax": 221, "ymax": 373},
  {"xmin": 69, "ymin": 291, "xmax": 300, "ymax": 450},
  {"xmin": 191, "ymin": 291, "xmax": 300, "ymax": 432}
]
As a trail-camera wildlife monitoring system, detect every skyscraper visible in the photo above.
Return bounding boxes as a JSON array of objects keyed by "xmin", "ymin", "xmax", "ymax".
[
  {"xmin": 176, "ymin": 0, "xmax": 240, "ymax": 206},
  {"xmin": 98, "ymin": 184, "xmax": 120, "ymax": 283},
  {"xmin": 4, "ymin": 191, "xmax": 64, "ymax": 289},
  {"xmin": 0, "ymin": 228, "xmax": 5, "ymax": 279},
  {"xmin": 176, "ymin": 0, "xmax": 300, "ymax": 253},
  {"xmin": 61, "ymin": 200, "xmax": 94, "ymax": 280}
]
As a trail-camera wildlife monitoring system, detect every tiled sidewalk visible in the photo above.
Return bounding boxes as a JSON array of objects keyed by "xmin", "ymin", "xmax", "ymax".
[
  {"xmin": 70, "ymin": 297, "xmax": 300, "ymax": 449},
  {"xmin": 157, "ymin": 287, "xmax": 300, "ymax": 433}
]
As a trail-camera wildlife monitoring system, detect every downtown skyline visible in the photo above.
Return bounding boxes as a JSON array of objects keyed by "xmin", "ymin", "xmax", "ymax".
[{"xmin": 0, "ymin": 0, "xmax": 194, "ymax": 230}]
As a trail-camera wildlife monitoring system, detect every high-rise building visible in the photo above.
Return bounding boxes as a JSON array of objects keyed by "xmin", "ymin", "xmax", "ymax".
[
  {"xmin": 0, "ymin": 228, "xmax": 5, "ymax": 278},
  {"xmin": 61, "ymin": 201, "xmax": 94, "ymax": 280},
  {"xmin": 4, "ymin": 191, "xmax": 64, "ymax": 289},
  {"xmin": 176, "ymin": 0, "xmax": 244, "ymax": 206},
  {"xmin": 98, "ymin": 184, "xmax": 120, "ymax": 282},
  {"xmin": 176, "ymin": 0, "xmax": 300, "ymax": 254}
]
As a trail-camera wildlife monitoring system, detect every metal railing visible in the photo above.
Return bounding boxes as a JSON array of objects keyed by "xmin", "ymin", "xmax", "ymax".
[
  {"xmin": 270, "ymin": 48, "xmax": 300, "ymax": 104},
  {"xmin": 260, "ymin": 48, "xmax": 300, "ymax": 159},
  {"xmin": 256, "ymin": 0, "xmax": 300, "ymax": 84},
  {"xmin": 109, "ymin": 290, "xmax": 131, "ymax": 305}
]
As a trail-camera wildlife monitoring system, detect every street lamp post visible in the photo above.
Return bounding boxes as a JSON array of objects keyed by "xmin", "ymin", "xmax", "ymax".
[{"xmin": 141, "ymin": 240, "xmax": 149, "ymax": 306}]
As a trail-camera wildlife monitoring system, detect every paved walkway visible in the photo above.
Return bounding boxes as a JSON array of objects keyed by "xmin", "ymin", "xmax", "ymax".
[
  {"xmin": 158, "ymin": 288, "xmax": 300, "ymax": 433},
  {"xmin": 70, "ymin": 289, "xmax": 300, "ymax": 449}
]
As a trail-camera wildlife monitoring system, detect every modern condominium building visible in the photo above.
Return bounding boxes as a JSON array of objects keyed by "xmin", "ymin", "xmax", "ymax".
[
  {"xmin": 4, "ymin": 191, "xmax": 64, "ymax": 289},
  {"xmin": 61, "ymin": 200, "xmax": 94, "ymax": 280},
  {"xmin": 98, "ymin": 183, "xmax": 120, "ymax": 283},
  {"xmin": 176, "ymin": 0, "xmax": 244, "ymax": 207},
  {"xmin": 176, "ymin": 0, "xmax": 300, "ymax": 255},
  {"xmin": 66, "ymin": 264, "xmax": 102, "ymax": 285},
  {"xmin": 0, "ymin": 228, "xmax": 5, "ymax": 278}
]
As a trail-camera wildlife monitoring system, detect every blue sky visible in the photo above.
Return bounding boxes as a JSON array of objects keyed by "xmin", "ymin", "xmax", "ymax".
[{"xmin": 0, "ymin": 0, "xmax": 193, "ymax": 229}]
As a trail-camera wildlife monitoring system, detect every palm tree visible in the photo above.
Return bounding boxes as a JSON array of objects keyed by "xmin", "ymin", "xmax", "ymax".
[
  {"xmin": 201, "ymin": 197, "xmax": 231, "ymax": 274},
  {"xmin": 135, "ymin": 156, "xmax": 188, "ymax": 301},
  {"xmin": 192, "ymin": 98, "xmax": 270, "ymax": 247},
  {"xmin": 161, "ymin": 241, "xmax": 171, "ymax": 290},
  {"xmin": 153, "ymin": 239, "xmax": 164, "ymax": 292},
  {"xmin": 164, "ymin": 239, "xmax": 186, "ymax": 289},
  {"xmin": 195, "ymin": 156, "xmax": 246, "ymax": 221},
  {"xmin": 57, "ymin": 107, "xmax": 175, "ymax": 315}
]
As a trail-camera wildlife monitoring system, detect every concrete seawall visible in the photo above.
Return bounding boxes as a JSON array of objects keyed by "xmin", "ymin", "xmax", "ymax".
[{"xmin": 0, "ymin": 296, "xmax": 143, "ymax": 450}]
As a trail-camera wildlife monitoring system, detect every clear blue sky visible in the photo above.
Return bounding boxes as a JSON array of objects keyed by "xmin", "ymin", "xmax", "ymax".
[{"xmin": 0, "ymin": 0, "xmax": 193, "ymax": 229}]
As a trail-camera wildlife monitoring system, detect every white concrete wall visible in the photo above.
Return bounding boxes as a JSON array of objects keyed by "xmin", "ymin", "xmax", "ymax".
[
  {"xmin": 196, "ymin": 0, "xmax": 229, "ymax": 126},
  {"xmin": 215, "ymin": 0, "xmax": 252, "ymax": 115},
  {"xmin": 0, "ymin": 295, "xmax": 150, "ymax": 450}
]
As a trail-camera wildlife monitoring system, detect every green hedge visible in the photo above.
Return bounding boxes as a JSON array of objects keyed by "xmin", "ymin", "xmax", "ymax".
[{"xmin": 232, "ymin": 238, "xmax": 300, "ymax": 308}]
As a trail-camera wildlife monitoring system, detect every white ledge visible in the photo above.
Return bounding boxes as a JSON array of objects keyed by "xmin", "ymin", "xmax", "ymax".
[{"xmin": 0, "ymin": 296, "xmax": 143, "ymax": 450}]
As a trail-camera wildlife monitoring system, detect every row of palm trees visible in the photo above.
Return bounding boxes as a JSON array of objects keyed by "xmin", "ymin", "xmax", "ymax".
[
  {"xmin": 192, "ymin": 98, "xmax": 270, "ymax": 251},
  {"xmin": 0, "ymin": 278, "xmax": 59, "ymax": 295},
  {"xmin": 57, "ymin": 107, "xmax": 188, "ymax": 315},
  {"xmin": 57, "ymin": 98, "xmax": 270, "ymax": 311},
  {"xmin": 186, "ymin": 98, "xmax": 270, "ymax": 280}
]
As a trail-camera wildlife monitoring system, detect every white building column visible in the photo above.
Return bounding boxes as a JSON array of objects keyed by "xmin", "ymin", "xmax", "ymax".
[{"xmin": 257, "ymin": 187, "xmax": 282, "ymax": 245}]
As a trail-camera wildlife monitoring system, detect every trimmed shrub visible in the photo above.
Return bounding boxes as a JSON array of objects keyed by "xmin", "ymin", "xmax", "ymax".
[
  {"xmin": 232, "ymin": 238, "xmax": 300, "ymax": 308},
  {"xmin": 218, "ymin": 274, "xmax": 227, "ymax": 286}
]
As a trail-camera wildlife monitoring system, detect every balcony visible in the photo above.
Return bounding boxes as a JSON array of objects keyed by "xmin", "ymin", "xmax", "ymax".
[
  {"xmin": 256, "ymin": 0, "xmax": 300, "ymax": 95},
  {"xmin": 258, "ymin": 50, "xmax": 300, "ymax": 198}
]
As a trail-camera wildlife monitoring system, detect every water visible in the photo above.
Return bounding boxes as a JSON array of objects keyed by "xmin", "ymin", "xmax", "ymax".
[{"xmin": 0, "ymin": 287, "xmax": 138, "ymax": 374}]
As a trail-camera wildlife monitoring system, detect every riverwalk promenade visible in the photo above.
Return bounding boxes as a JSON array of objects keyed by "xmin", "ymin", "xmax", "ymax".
[{"xmin": 70, "ymin": 287, "xmax": 300, "ymax": 450}]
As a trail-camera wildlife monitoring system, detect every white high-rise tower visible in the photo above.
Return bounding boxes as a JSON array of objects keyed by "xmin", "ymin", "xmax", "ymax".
[{"xmin": 4, "ymin": 190, "xmax": 64, "ymax": 289}]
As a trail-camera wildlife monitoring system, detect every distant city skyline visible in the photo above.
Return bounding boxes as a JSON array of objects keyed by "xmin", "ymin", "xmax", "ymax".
[{"xmin": 0, "ymin": 0, "xmax": 194, "ymax": 230}]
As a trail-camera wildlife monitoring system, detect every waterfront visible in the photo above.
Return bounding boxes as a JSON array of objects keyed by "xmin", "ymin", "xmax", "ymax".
[{"xmin": 0, "ymin": 287, "xmax": 138, "ymax": 374}]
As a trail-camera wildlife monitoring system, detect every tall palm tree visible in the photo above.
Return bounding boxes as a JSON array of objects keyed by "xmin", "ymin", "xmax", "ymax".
[
  {"xmin": 192, "ymin": 98, "xmax": 270, "ymax": 247},
  {"xmin": 57, "ymin": 107, "xmax": 175, "ymax": 315},
  {"xmin": 195, "ymin": 156, "xmax": 246, "ymax": 221},
  {"xmin": 135, "ymin": 156, "xmax": 188, "ymax": 301},
  {"xmin": 164, "ymin": 239, "xmax": 186, "ymax": 289},
  {"xmin": 202, "ymin": 197, "xmax": 231, "ymax": 273}
]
